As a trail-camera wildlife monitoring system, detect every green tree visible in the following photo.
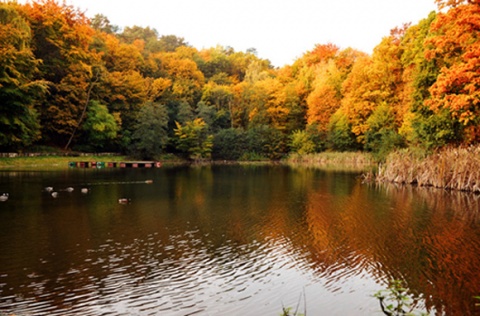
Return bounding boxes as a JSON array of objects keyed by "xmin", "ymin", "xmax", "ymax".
[
  {"xmin": 212, "ymin": 128, "xmax": 247, "ymax": 160},
  {"xmin": 409, "ymin": 108, "xmax": 462, "ymax": 149},
  {"xmin": 130, "ymin": 102, "xmax": 169, "ymax": 159},
  {"xmin": 398, "ymin": 11, "xmax": 460, "ymax": 149},
  {"xmin": 174, "ymin": 118, "xmax": 213, "ymax": 160},
  {"xmin": 364, "ymin": 103, "xmax": 404, "ymax": 159},
  {"xmin": 283, "ymin": 83, "xmax": 306, "ymax": 134},
  {"xmin": 100, "ymin": 69, "xmax": 149, "ymax": 149},
  {"xmin": 196, "ymin": 101, "xmax": 216, "ymax": 128},
  {"xmin": 327, "ymin": 110, "xmax": 359, "ymax": 151},
  {"xmin": 157, "ymin": 35, "xmax": 188, "ymax": 52},
  {"xmin": 0, "ymin": 2, "xmax": 47, "ymax": 150},
  {"xmin": 289, "ymin": 130, "xmax": 316, "ymax": 155},
  {"xmin": 176, "ymin": 100, "xmax": 194, "ymax": 124},
  {"xmin": 119, "ymin": 25, "xmax": 158, "ymax": 45},
  {"xmin": 245, "ymin": 125, "xmax": 287, "ymax": 160},
  {"xmin": 80, "ymin": 101, "xmax": 119, "ymax": 150},
  {"xmin": 197, "ymin": 46, "xmax": 234, "ymax": 80},
  {"xmin": 196, "ymin": 101, "xmax": 230, "ymax": 132},
  {"xmin": 90, "ymin": 14, "xmax": 119, "ymax": 34},
  {"xmin": 306, "ymin": 123, "xmax": 327, "ymax": 152}
]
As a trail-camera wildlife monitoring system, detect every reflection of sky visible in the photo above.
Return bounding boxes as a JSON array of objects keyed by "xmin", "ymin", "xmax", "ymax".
[{"xmin": 77, "ymin": 231, "xmax": 384, "ymax": 315}]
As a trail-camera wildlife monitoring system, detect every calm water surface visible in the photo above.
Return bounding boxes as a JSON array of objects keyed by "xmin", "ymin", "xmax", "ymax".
[{"xmin": 0, "ymin": 165, "xmax": 479, "ymax": 315}]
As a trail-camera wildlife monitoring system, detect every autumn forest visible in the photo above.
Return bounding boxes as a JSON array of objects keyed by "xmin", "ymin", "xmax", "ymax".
[{"xmin": 1, "ymin": 0, "xmax": 480, "ymax": 160}]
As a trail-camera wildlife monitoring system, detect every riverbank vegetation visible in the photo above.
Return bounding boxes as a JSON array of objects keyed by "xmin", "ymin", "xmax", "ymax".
[
  {"xmin": 2, "ymin": 1, "xmax": 480, "ymax": 181},
  {"xmin": 286, "ymin": 151, "xmax": 374, "ymax": 166},
  {"xmin": 374, "ymin": 280, "xmax": 428, "ymax": 316},
  {"xmin": 376, "ymin": 146, "xmax": 480, "ymax": 193},
  {"xmin": 284, "ymin": 151, "xmax": 376, "ymax": 172}
]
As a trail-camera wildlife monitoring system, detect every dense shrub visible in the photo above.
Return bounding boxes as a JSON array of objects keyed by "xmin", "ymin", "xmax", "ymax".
[
  {"xmin": 212, "ymin": 128, "xmax": 247, "ymax": 160},
  {"xmin": 129, "ymin": 102, "xmax": 169, "ymax": 160},
  {"xmin": 327, "ymin": 111, "xmax": 359, "ymax": 151},
  {"xmin": 246, "ymin": 125, "xmax": 287, "ymax": 160}
]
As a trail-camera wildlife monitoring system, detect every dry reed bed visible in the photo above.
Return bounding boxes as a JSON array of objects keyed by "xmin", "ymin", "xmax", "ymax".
[
  {"xmin": 287, "ymin": 152, "xmax": 375, "ymax": 166},
  {"xmin": 377, "ymin": 146, "xmax": 480, "ymax": 193}
]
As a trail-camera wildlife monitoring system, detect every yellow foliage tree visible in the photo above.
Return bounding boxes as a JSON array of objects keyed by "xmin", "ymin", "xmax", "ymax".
[
  {"xmin": 340, "ymin": 32, "xmax": 406, "ymax": 144},
  {"xmin": 157, "ymin": 51, "xmax": 205, "ymax": 105}
]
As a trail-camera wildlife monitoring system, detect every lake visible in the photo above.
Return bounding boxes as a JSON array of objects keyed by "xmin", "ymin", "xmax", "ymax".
[{"xmin": 0, "ymin": 164, "xmax": 479, "ymax": 315}]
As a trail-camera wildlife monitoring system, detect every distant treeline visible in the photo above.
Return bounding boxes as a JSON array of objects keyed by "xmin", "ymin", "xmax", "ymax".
[{"xmin": 1, "ymin": 0, "xmax": 479, "ymax": 160}]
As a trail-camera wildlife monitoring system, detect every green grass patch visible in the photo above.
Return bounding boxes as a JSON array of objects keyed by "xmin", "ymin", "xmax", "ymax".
[{"xmin": 0, "ymin": 155, "xmax": 127, "ymax": 170}]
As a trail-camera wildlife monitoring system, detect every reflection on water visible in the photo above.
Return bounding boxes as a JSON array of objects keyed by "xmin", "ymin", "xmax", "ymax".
[{"xmin": 0, "ymin": 165, "xmax": 479, "ymax": 315}]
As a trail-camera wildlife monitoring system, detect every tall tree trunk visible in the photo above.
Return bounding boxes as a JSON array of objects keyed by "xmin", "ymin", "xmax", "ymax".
[{"xmin": 64, "ymin": 73, "xmax": 99, "ymax": 150}]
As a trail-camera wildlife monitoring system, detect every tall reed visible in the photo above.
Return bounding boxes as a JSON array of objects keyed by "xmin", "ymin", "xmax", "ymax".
[{"xmin": 376, "ymin": 146, "xmax": 480, "ymax": 193}]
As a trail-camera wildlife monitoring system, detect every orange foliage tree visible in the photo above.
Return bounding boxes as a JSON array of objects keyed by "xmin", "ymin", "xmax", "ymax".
[
  {"xmin": 20, "ymin": 0, "xmax": 99, "ymax": 146},
  {"xmin": 425, "ymin": 2, "xmax": 480, "ymax": 142},
  {"xmin": 340, "ymin": 29, "xmax": 407, "ymax": 145},
  {"xmin": 305, "ymin": 50, "xmax": 339, "ymax": 125},
  {"xmin": 306, "ymin": 48, "xmax": 363, "ymax": 133},
  {"xmin": 307, "ymin": 74, "xmax": 340, "ymax": 132},
  {"xmin": 435, "ymin": 0, "xmax": 480, "ymax": 9},
  {"xmin": 8, "ymin": 0, "xmax": 480, "ymax": 155}
]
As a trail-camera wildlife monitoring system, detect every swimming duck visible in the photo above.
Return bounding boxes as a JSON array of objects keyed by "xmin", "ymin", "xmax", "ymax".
[
  {"xmin": 118, "ymin": 198, "xmax": 131, "ymax": 204},
  {"xmin": 0, "ymin": 193, "xmax": 8, "ymax": 202},
  {"xmin": 51, "ymin": 192, "xmax": 59, "ymax": 198},
  {"xmin": 65, "ymin": 187, "xmax": 74, "ymax": 192},
  {"xmin": 44, "ymin": 187, "xmax": 54, "ymax": 192},
  {"xmin": 81, "ymin": 188, "xmax": 89, "ymax": 194}
]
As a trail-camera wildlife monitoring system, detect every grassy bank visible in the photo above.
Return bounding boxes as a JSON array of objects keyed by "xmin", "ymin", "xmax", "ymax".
[
  {"xmin": 376, "ymin": 146, "xmax": 480, "ymax": 193},
  {"xmin": 0, "ymin": 155, "xmax": 127, "ymax": 170},
  {"xmin": 284, "ymin": 152, "xmax": 376, "ymax": 171},
  {"xmin": 0, "ymin": 151, "xmax": 377, "ymax": 171}
]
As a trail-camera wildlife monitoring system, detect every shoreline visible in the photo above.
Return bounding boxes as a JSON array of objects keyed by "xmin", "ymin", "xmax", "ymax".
[
  {"xmin": 2, "ymin": 147, "xmax": 480, "ymax": 194},
  {"xmin": 0, "ymin": 152, "xmax": 376, "ymax": 171}
]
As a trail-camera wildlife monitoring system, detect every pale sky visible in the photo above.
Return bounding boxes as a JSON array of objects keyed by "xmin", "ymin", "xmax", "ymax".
[{"xmin": 33, "ymin": 0, "xmax": 438, "ymax": 67}]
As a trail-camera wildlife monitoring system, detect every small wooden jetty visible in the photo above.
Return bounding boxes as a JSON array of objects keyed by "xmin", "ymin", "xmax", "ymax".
[{"xmin": 69, "ymin": 161, "xmax": 162, "ymax": 168}]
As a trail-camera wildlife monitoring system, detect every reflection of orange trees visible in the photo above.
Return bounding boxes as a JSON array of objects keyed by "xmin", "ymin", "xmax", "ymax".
[
  {"xmin": 372, "ymin": 183, "xmax": 480, "ymax": 314},
  {"xmin": 161, "ymin": 166, "xmax": 480, "ymax": 316},
  {"xmin": 408, "ymin": 186, "xmax": 480, "ymax": 315},
  {"xmin": 304, "ymin": 176, "xmax": 480, "ymax": 315},
  {"xmin": 304, "ymin": 173, "xmax": 368, "ymax": 282}
]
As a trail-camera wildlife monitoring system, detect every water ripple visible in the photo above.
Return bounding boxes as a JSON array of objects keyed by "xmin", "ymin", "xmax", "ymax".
[{"xmin": 3, "ymin": 167, "xmax": 480, "ymax": 315}]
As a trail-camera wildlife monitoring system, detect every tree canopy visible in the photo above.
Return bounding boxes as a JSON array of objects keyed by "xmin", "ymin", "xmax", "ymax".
[{"xmin": 1, "ymin": 0, "xmax": 479, "ymax": 159}]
